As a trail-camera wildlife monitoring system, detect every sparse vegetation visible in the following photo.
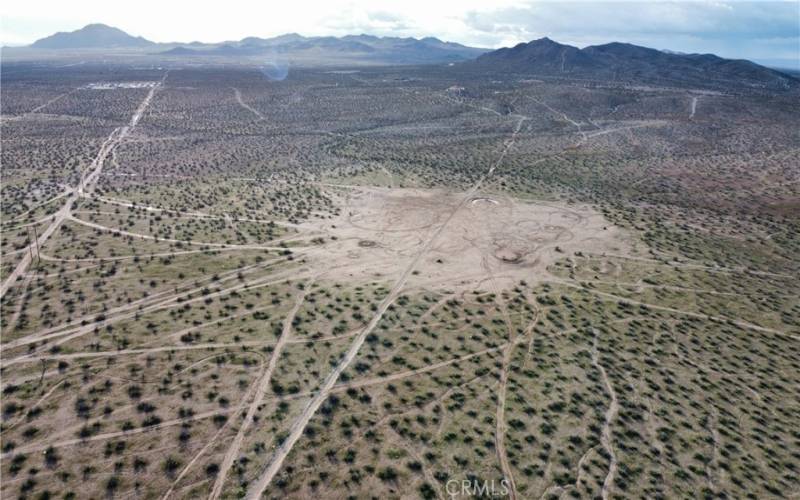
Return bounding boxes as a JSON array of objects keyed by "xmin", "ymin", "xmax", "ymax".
[{"xmin": 1, "ymin": 61, "xmax": 797, "ymax": 500}]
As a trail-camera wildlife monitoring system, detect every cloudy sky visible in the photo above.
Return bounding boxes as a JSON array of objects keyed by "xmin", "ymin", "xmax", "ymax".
[{"xmin": 2, "ymin": 0, "xmax": 798, "ymax": 63}]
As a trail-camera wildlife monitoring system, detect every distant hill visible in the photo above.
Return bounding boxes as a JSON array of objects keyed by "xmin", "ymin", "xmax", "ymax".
[
  {"xmin": 27, "ymin": 24, "xmax": 793, "ymax": 87},
  {"xmin": 25, "ymin": 24, "xmax": 486, "ymax": 65},
  {"xmin": 30, "ymin": 23, "xmax": 154, "ymax": 49},
  {"xmin": 159, "ymin": 46, "xmax": 197, "ymax": 56},
  {"xmin": 155, "ymin": 33, "xmax": 486, "ymax": 64},
  {"xmin": 472, "ymin": 38, "xmax": 799, "ymax": 91}
]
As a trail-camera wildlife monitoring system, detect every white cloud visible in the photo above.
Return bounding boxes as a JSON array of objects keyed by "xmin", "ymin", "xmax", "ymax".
[{"xmin": 2, "ymin": 0, "xmax": 798, "ymax": 59}]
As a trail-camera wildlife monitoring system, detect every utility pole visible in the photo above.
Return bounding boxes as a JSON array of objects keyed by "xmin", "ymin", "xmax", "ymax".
[
  {"xmin": 38, "ymin": 359, "xmax": 47, "ymax": 389},
  {"xmin": 28, "ymin": 227, "xmax": 36, "ymax": 265},
  {"xmin": 32, "ymin": 224, "xmax": 41, "ymax": 267}
]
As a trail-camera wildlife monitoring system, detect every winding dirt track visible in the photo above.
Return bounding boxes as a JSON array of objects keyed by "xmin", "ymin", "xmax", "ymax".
[
  {"xmin": 592, "ymin": 328, "xmax": 619, "ymax": 500},
  {"xmin": 481, "ymin": 254, "xmax": 518, "ymax": 500}
]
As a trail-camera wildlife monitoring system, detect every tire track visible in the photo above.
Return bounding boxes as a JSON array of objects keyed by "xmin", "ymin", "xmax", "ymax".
[
  {"xmin": 210, "ymin": 278, "xmax": 314, "ymax": 499},
  {"xmin": 232, "ymin": 87, "xmax": 266, "ymax": 121},
  {"xmin": 244, "ymin": 115, "xmax": 528, "ymax": 500},
  {"xmin": 1, "ymin": 406, "xmax": 233, "ymax": 458},
  {"xmin": 481, "ymin": 256, "xmax": 518, "ymax": 500},
  {"xmin": 592, "ymin": 328, "xmax": 618, "ymax": 500},
  {"xmin": 0, "ymin": 74, "xmax": 165, "ymax": 300}
]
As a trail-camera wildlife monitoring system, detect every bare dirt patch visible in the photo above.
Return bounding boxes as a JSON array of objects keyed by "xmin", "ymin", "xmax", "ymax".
[{"xmin": 303, "ymin": 186, "xmax": 633, "ymax": 290}]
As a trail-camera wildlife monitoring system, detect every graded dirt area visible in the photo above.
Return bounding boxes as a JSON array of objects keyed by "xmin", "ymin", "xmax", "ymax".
[{"xmin": 303, "ymin": 185, "xmax": 633, "ymax": 290}]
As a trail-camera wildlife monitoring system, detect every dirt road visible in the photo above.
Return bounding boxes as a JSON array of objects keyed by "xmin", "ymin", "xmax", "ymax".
[
  {"xmin": 1, "ymin": 406, "xmax": 233, "ymax": 458},
  {"xmin": 210, "ymin": 279, "xmax": 314, "ymax": 499},
  {"xmin": 592, "ymin": 329, "xmax": 618, "ymax": 500},
  {"xmin": 482, "ymin": 256, "xmax": 518, "ymax": 500},
  {"xmin": 232, "ymin": 87, "xmax": 266, "ymax": 121},
  {"xmin": 0, "ymin": 77, "xmax": 164, "ymax": 300},
  {"xmin": 244, "ymin": 108, "xmax": 528, "ymax": 500}
]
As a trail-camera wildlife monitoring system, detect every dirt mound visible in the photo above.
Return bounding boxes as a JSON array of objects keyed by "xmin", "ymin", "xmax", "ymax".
[{"xmin": 494, "ymin": 248, "xmax": 524, "ymax": 264}]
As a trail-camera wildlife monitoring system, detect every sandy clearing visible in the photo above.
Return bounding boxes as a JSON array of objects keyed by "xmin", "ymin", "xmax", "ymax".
[{"xmin": 302, "ymin": 186, "xmax": 631, "ymax": 291}]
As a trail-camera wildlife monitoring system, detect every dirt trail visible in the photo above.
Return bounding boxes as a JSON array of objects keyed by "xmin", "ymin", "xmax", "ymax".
[
  {"xmin": 333, "ymin": 344, "xmax": 505, "ymax": 393},
  {"xmin": 584, "ymin": 121, "xmax": 665, "ymax": 139},
  {"xmin": 592, "ymin": 328, "xmax": 618, "ymax": 500},
  {"xmin": 482, "ymin": 256, "xmax": 518, "ymax": 500},
  {"xmin": 5, "ymin": 273, "xmax": 34, "ymax": 328},
  {"xmin": 2, "ymin": 88, "xmax": 78, "ymax": 121},
  {"xmin": 29, "ymin": 89, "xmax": 77, "ymax": 114},
  {"xmin": 554, "ymin": 279, "xmax": 794, "ymax": 338},
  {"xmin": 42, "ymin": 272, "xmax": 296, "ymax": 353},
  {"xmin": 705, "ymin": 406, "xmax": 722, "ymax": 494},
  {"xmin": 2, "ymin": 340, "xmax": 270, "ymax": 367},
  {"xmin": 162, "ymin": 353, "xmax": 268, "ymax": 500},
  {"xmin": 37, "ymin": 247, "xmax": 231, "ymax": 263},
  {"xmin": 3, "ymin": 264, "xmax": 299, "ymax": 357},
  {"xmin": 210, "ymin": 279, "xmax": 314, "ymax": 499},
  {"xmin": 11, "ymin": 258, "xmax": 264, "ymax": 342},
  {"xmin": 87, "ymin": 193, "xmax": 301, "ymax": 229},
  {"xmin": 67, "ymin": 215, "xmax": 293, "ymax": 251},
  {"xmin": 1, "ymin": 203, "xmax": 70, "ymax": 299},
  {"xmin": 585, "ymin": 251, "xmax": 796, "ymax": 280},
  {"xmin": 528, "ymin": 95, "xmax": 586, "ymax": 142},
  {"xmin": 3, "ymin": 259, "xmax": 275, "ymax": 351},
  {"xmin": 244, "ymin": 114, "xmax": 528, "ymax": 500},
  {"xmin": 0, "ymin": 76, "xmax": 164, "ymax": 300},
  {"xmin": 5, "ymin": 379, "xmax": 67, "ymax": 431},
  {"xmin": 1, "ymin": 406, "xmax": 233, "ymax": 458},
  {"xmin": 567, "ymin": 446, "xmax": 597, "ymax": 498},
  {"xmin": 1, "ymin": 188, "xmax": 73, "ymax": 226},
  {"xmin": 495, "ymin": 330, "xmax": 518, "ymax": 500},
  {"xmin": 249, "ymin": 343, "xmax": 506, "ymax": 407},
  {"xmin": 232, "ymin": 87, "xmax": 266, "ymax": 121}
]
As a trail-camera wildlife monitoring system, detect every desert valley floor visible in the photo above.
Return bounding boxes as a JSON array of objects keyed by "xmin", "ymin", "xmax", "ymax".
[{"xmin": 1, "ymin": 63, "xmax": 799, "ymax": 499}]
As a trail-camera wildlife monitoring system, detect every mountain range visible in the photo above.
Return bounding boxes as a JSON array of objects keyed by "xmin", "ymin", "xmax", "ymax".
[
  {"xmin": 471, "ymin": 37, "xmax": 798, "ymax": 91},
  {"xmin": 16, "ymin": 24, "xmax": 799, "ymax": 91},
  {"xmin": 25, "ymin": 24, "xmax": 486, "ymax": 65}
]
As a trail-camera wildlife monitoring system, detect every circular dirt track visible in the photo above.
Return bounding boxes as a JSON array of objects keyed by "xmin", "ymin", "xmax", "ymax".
[{"xmin": 471, "ymin": 197, "xmax": 500, "ymax": 206}]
